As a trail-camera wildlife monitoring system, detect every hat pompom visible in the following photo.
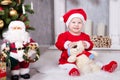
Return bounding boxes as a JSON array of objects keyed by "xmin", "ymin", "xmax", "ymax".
[{"xmin": 60, "ymin": 16, "xmax": 64, "ymax": 22}]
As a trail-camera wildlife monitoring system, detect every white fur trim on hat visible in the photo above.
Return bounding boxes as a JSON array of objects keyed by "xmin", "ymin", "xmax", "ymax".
[
  {"xmin": 66, "ymin": 13, "xmax": 85, "ymax": 27},
  {"xmin": 8, "ymin": 21, "xmax": 26, "ymax": 31}
]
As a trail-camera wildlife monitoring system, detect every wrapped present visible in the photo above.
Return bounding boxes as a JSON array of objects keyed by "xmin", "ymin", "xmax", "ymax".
[
  {"xmin": 0, "ymin": 62, "xmax": 6, "ymax": 80},
  {"xmin": 91, "ymin": 35, "xmax": 111, "ymax": 48}
]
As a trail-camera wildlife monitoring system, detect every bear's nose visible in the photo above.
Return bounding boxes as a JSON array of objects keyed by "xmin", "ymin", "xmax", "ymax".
[{"xmin": 72, "ymin": 45, "xmax": 77, "ymax": 48}]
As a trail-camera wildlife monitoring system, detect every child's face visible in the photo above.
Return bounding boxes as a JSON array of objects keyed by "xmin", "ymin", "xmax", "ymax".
[{"xmin": 68, "ymin": 17, "xmax": 83, "ymax": 35}]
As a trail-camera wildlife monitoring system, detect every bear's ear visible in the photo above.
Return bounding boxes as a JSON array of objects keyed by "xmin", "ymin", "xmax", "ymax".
[
  {"xmin": 77, "ymin": 41, "xmax": 85, "ymax": 50},
  {"xmin": 78, "ymin": 41, "xmax": 84, "ymax": 47}
]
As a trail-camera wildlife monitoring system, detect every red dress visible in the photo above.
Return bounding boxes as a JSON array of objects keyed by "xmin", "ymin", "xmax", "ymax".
[{"xmin": 55, "ymin": 31, "xmax": 93, "ymax": 64}]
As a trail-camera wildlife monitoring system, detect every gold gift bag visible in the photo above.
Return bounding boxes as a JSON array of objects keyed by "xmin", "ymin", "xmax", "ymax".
[{"xmin": 0, "ymin": 62, "xmax": 6, "ymax": 80}]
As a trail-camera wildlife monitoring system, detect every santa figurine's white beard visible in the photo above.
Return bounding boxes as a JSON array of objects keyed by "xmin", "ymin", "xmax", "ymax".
[{"xmin": 3, "ymin": 30, "xmax": 30, "ymax": 43}]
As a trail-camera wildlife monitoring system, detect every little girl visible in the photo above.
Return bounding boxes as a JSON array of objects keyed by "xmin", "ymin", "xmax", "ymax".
[{"xmin": 55, "ymin": 8, "xmax": 118, "ymax": 76}]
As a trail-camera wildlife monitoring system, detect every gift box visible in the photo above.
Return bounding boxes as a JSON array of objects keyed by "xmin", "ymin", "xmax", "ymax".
[{"xmin": 0, "ymin": 62, "xmax": 6, "ymax": 80}]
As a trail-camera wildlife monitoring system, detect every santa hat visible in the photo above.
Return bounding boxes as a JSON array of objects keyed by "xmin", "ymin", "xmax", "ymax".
[
  {"xmin": 8, "ymin": 21, "xmax": 26, "ymax": 31},
  {"xmin": 60, "ymin": 8, "xmax": 87, "ymax": 27}
]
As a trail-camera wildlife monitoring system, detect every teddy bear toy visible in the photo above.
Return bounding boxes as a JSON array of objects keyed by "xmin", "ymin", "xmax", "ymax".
[{"xmin": 67, "ymin": 41, "xmax": 101, "ymax": 75}]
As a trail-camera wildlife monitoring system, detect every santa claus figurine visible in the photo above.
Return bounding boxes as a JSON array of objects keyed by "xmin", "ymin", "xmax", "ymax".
[{"xmin": 1, "ymin": 21, "xmax": 39, "ymax": 80}]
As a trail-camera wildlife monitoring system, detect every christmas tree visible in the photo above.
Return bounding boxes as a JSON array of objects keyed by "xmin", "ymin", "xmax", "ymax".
[{"xmin": 0, "ymin": 0, "xmax": 34, "ymax": 39}]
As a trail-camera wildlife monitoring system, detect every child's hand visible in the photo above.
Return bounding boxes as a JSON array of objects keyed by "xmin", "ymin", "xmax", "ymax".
[{"xmin": 82, "ymin": 41, "xmax": 87, "ymax": 48}]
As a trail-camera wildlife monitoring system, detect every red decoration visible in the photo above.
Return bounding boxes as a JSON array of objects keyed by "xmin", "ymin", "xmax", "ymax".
[
  {"xmin": 0, "ymin": 7, "xmax": 3, "ymax": 11},
  {"xmin": 0, "ymin": 62, "xmax": 6, "ymax": 79}
]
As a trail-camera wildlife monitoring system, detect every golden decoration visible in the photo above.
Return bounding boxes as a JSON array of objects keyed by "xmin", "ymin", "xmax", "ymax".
[
  {"xmin": 9, "ymin": 8, "xmax": 18, "ymax": 16},
  {"xmin": 0, "ymin": 19, "xmax": 4, "ymax": 28},
  {"xmin": 1, "ymin": 0, "xmax": 12, "ymax": 5},
  {"xmin": 18, "ymin": 0, "xmax": 21, "ymax": 4}
]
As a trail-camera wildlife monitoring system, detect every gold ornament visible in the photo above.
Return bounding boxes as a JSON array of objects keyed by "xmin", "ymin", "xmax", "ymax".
[
  {"xmin": 9, "ymin": 8, "xmax": 18, "ymax": 16},
  {"xmin": 0, "ymin": 19, "xmax": 4, "ymax": 28},
  {"xmin": 18, "ymin": 0, "xmax": 21, "ymax": 4},
  {"xmin": 1, "ymin": 0, "xmax": 12, "ymax": 5}
]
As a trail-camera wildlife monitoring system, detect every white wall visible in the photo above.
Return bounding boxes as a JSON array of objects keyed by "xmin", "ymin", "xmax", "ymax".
[
  {"xmin": 109, "ymin": 0, "xmax": 120, "ymax": 48},
  {"xmin": 54, "ymin": 0, "xmax": 66, "ymax": 41}
]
